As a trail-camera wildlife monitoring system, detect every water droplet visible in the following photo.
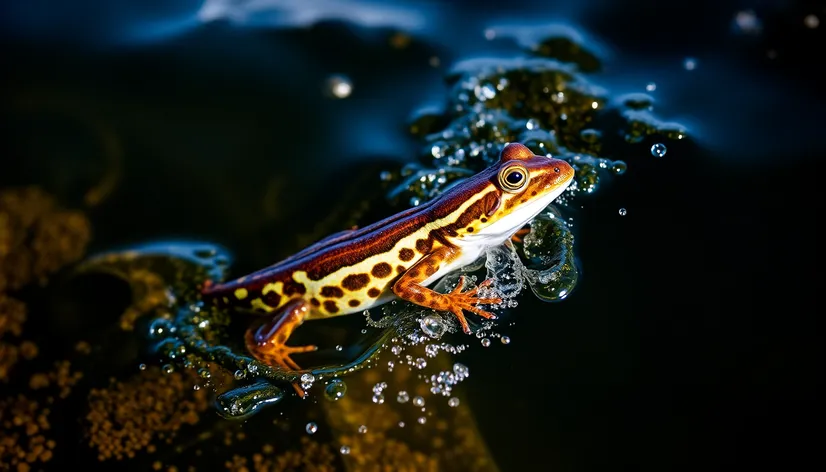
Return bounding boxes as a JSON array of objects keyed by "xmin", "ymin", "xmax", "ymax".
[
  {"xmin": 431, "ymin": 141, "xmax": 448, "ymax": 158},
  {"xmin": 650, "ymin": 143, "xmax": 667, "ymax": 158},
  {"xmin": 645, "ymin": 82, "xmax": 656, "ymax": 92},
  {"xmin": 481, "ymin": 338, "xmax": 491, "ymax": 347},
  {"xmin": 619, "ymin": 208, "xmax": 627, "ymax": 216},
  {"xmin": 413, "ymin": 396, "xmax": 425, "ymax": 407},
  {"xmin": 324, "ymin": 379, "xmax": 347, "ymax": 401},
  {"xmin": 474, "ymin": 83, "xmax": 497, "ymax": 101},
  {"xmin": 234, "ymin": 369, "xmax": 246, "ymax": 380},
  {"xmin": 733, "ymin": 10, "xmax": 762, "ymax": 35},
  {"xmin": 397, "ymin": 391, "xmax": 410, "ymax": 403},
  {"xmin": 358, "ymin": 425, "xmax": 368, "ymax": 434},
  {"xmin": 138, "ymin": 363, "xmax": 146, "ymax": 371},
  {"xmin": 525, "ymin": 118, "xmax": 540, "ymax": 130},
  {"xmin": 148, "ymin": 318, "xmax": 171, "ymax": 339},
  {"xmin": 501, "ymin": 336, "xmax": 511, "ymax": 345},
  {"xmin": 804, "ymin": 14, "xmax": 819, "ymax": 29},
  {"xmin": 420, "ymin": 315, "xmax": 447, "ymax": 339},
  {"xmin": 162, "ymin": 364, "xmax": 174, "ymax": 374},
  {"xmin": 326, "ymin": 75, "xmax": 352, "ymax": 98},
  {"xmin": 448, "ymin": 397, "xmax": 460, "ymax": 407},
  {"xmin": 306, "ymin": 422, "xmax": 318, "ymax": 434},
  {"xmin": 417, "ymin": 416, "xmax": 427, "ymax": 424},
  {"xmin": 214, "ymin": 382, "xmax": 284, "ymax": 420},
  {"xmin": 683, "ymin": 58, "xmax": 697, "ymax": 71},
  {"xmin": 340, "ymin": 445, "xmax": 351, "ymax": 455}
]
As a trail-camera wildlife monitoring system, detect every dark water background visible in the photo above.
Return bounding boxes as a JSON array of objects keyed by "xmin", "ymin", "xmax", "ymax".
[{"xmin": 2, "ymin": 0, "xmax": 824, "ymax": 470}]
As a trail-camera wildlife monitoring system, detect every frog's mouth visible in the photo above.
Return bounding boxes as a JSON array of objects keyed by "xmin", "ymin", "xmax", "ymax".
[{"xmin": 464, "ymin": 173, "xmax": 573, "ymax": 247}]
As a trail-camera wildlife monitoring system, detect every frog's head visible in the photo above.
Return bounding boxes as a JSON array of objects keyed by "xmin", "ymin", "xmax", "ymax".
[{"xmin": 443, "ymin": 142, "xmax": 574, "ymax": 245}]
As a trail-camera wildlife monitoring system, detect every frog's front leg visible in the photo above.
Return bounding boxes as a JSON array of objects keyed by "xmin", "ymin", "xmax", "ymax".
[
  {"xmin": 244, "ymin": 299, "xmax": 317, "ymax": 395},
  {"xmin": 392, "ymin": 247, "xmax": 502, "ymax": 334}
]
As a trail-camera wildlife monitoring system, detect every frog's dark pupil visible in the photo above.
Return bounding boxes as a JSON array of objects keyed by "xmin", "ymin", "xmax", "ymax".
[{"xmin": 506, "ymin": 171, "xmax": 523, "ymax": 185}]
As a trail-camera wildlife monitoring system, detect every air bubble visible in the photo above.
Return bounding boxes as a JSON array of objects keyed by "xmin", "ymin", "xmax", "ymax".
[
  {"xmin": 804, "ymin": 14, "xmax": 819, "ymax": 29},
  {"xmin": 138, "ymin": 363, "xmax": 146, "ymax": 371},
  {"xmin": 420, "ymin": 315, "xmax": 447, "ymax": 338},
  {"xmin": 611, "ymin": 161, "xmax": 627, "ymax": 175},
  {"xmin": 300, "ymin": 373, "xmax": 315, "ymax": 391},
  {"xmin": 474, "ymin": 83, "xmax": 497, "ymax": 101},
  {"xmin": 453, "ymin": 363, "xmax": 469, "ymax": 378},
  {"xmin": 650, "ymin": 143, "xmax": 667, "ymax": 158},
  {"xmin": 340, "ymin": 445, "xmax": 351, "ymax": 455},
  {"xmin": 683, "ymin": 58, "xmax": 697, "ymax": 71},
  {"xmin": 431, "ymin": 142, "xmax": 448, "ymax": 158},
  {"xmin": 397, "ymin": 391, "xmax": 410, "ymax": 403},
  {"xmin": 415, "ymin": 358, "xmax": 427, "ymax": 369},
  {"xmin": 306, "ymin": 422, "xmax": 318, "ymax": 434},
  {"xmin": 481, "ymin": 338, "xmax": 491, "ymax": 347},
  {"xmin": 448, "ymin": 397, "xmax": 460, "ymax": 407},
  {"xmin": 645, "ymin": 82, "xmax": 656, "ymax": 92},
  {"xmin": 335, "ymin": 345, "xmax": 343, "ymax": 352},
  {"xmin": 162, "ymin": 364, "xmax": 174, "ymax": 374},
  {"xmin": 324, "ymin": 379, "xmax": 347, "ymax": 401},
  {"xmin": 413, "ymin": 396, "xmax": 425, "ymax": 407},
  {"xmin": 358, "ymin": 425, "xmax": 368, "ymax": 434},
  {"xmin": 417, "ymin": 417, "xmax": 427, "ymax": 424},
  {"xmin": 501, "ymin": 336, "xmax": 511, "ymax": 345},
  {"xmin": 326, "ymin": 75, "xmax": 352, "ymax": 98},
  {"xmin": 619, "ymin": 208, "xmax": 627, "ymax": 216},
  {"xmin": 372, "ymin": 394, "xmax": 385, "ymax": 404},
  {"xmin": 234, "ymin": 369, "xmax": 246, "ymax": 380}
]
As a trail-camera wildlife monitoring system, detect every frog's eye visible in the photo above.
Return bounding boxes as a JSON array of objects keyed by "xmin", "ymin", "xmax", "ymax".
[{"xmin": 498, "ymin": 164, "xmax": 529, "ymax": 193}]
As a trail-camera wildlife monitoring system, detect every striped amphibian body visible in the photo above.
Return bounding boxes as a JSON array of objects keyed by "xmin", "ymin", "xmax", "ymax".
[{"xmin": 202, "ymin": 143, "xmax": 574, "ymax": 392}]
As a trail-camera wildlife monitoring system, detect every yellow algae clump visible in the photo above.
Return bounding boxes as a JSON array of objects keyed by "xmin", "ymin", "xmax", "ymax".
[
  {"xmin": 0, "ymin": 360, "xmax": 83, "ymax": 470},
  {"xmin": 0, "ymin": 295, "xmax": 28, "ymax": 382},
  {"xmin": 224, "ymin": 436, "xmax": 336, "ymax": 472},
  {"xmin": 0, "ymin": 187, "xmax": 91, "ymax": 291},
  {"xmin": 85, "ymin": 366, "xmax": 210, "ymax": 461},
  {"xmin": 28, "ymin": 361, "xmax": 84, "ymax": 399}
]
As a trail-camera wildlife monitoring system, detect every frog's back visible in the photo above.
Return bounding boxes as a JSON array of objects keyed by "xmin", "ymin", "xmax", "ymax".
[{"xmin": 202, "ymin": 201, "xmax": 437, "ymax": 317}]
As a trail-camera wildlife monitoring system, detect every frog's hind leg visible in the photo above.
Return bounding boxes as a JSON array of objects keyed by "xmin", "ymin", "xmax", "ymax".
[{"xmin": 244, "ymin": 299, "xmax": 317, "ymax": 397}]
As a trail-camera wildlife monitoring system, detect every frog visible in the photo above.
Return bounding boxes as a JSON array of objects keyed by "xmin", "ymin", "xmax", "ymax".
[{"xmin": 201, "ymin": 143, "xmax": 574, "ymax": 388}]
